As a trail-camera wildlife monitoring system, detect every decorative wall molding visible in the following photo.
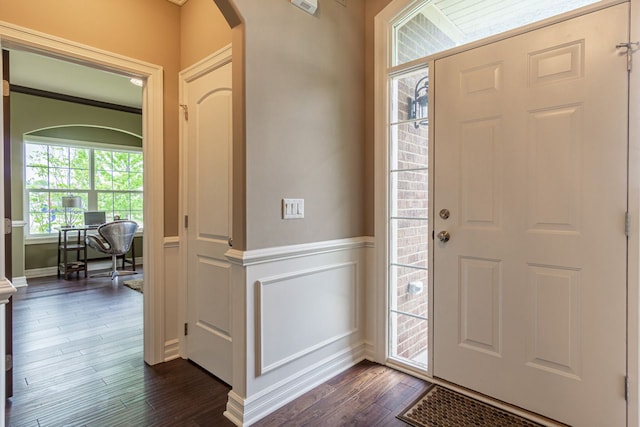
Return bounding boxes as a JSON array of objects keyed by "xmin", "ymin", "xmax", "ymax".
[
  {"xmin": 163, "ymin": 236, "xmax": 180, "ymax": 248},
  {"xmin": 225, "ymin": 238, "xmax": 372, "ymax": 425},
  {"xmin": 256, "ymin": 261, "xmax": 359, "ymax": 375},
  {"xmin": 225, "ymin": 236, "xmax": 374, "ymax": 266}
]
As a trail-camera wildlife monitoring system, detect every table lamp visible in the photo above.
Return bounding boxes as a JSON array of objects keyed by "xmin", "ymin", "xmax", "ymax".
[{"xmin": 62, "ymin": 196, "xmax": 83, "ymax": 227}]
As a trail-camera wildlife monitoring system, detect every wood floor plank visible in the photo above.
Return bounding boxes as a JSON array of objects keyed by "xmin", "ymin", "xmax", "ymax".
[{"xmin": 6, "ymin": 271, "xmax": 430, "ymax": 426}]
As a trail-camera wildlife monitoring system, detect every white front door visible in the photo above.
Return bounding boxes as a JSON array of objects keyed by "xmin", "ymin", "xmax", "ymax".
[
  {"xmin": 184, "ymin": 57, "xmax": 233, "ymax": 385},
  {"xmin": 433, "ymin": 5, "xmax": 628, "ymax": 426}
]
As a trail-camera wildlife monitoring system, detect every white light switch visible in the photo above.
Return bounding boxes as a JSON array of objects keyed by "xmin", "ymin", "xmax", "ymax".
[{"xmin": 283, "ymin": 198, "xmax": 304, "ymax": 219}]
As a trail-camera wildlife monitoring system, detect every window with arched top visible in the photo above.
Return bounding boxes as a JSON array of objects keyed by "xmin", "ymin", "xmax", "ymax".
[{"xmin": 24, "ymin": 138, "xmax": 143, "ymax": 236}]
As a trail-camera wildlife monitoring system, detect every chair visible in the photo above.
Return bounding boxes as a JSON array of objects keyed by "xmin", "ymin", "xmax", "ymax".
[{"xmin": 86, "ymin": 220, "xmax": 138, "ymax": 280}]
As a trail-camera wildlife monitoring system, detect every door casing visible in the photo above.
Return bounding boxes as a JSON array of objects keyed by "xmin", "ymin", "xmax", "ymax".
[
  {"xmin": 178, "ymin": 45, "xmax": 233, "ymax": 368},
  {"xmin": 374, "ymin": 0, "xmax": 640, "ymax": 424},
  {"xmin": 0, "ymin": 21, "xmax": 166, "ymax": 365}
]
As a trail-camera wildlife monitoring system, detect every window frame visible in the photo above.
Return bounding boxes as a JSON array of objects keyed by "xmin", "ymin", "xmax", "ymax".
[{"xmin": 23, "ymin": 136, "xmax": 143, "ymax": 242}]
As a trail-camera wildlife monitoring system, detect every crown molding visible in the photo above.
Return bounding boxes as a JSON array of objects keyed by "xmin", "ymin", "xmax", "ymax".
[{"xmin": 166, "ymin": 0, "xmax": 189, "ymax": 5}]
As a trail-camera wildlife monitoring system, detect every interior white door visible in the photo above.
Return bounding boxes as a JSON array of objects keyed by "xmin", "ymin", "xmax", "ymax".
[
  {"xmin": 433, "ymin": 5, "xmax": 628, "ymax": 426},
  {"xmin": 185, "ymin": 59, "xmax": 233, "ymax": 385}
]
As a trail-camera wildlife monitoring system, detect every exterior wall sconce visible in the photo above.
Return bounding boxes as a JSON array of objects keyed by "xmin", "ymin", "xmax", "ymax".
[{"xmin": 408, "ymin": 75, "xmax": 429, "ymax": 128}]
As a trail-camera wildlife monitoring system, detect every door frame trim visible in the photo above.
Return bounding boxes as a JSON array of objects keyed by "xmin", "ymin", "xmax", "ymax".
[
  {"xmin": 374, "ymin": 0, "xmax": 639, "ymax": 424},
  {"xmin": 0, "ymin": 20, "xmax": 167, "ymax": 365},
  {"xmin": 178, "ymin": 44, "xmax": 232, "ymax": 359}
]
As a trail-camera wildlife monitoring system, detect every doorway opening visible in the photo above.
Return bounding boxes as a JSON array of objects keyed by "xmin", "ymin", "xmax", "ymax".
[{"xmin": 0, "ymin": 21, "xmax": 166, "ymax": 369}]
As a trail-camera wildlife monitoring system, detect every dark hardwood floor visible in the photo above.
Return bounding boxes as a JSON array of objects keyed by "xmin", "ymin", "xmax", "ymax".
[{"xmin": 6, "ymin": 271, "xmax": 429, "ymax": 426}]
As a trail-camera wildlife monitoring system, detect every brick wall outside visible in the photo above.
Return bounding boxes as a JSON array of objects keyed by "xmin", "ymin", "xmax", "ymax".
[
  {"xmin": 390, "ymin": 12, "xmax": 454, "ymax": 365},
  {"xmin": 395, "ymin": 12, "xmax": 455, "ymax": 64}
]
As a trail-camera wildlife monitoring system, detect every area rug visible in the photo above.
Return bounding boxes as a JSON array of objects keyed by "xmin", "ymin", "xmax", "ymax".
[
  {"xmin": 123, "ymin": 278, "xmax": 143, "ymax": 293},
  {"xmin": 398, "ymin": 385, "xmax": 543, "ymax": 427}
]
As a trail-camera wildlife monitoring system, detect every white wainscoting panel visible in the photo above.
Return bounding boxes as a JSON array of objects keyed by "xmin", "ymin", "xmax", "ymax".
[
  {"xmin": 224, "ymin": 237, "xmax": 372, "ymax": 426},
  {"xmin": 257, "ymin": 262, "xmax": 358, "ymax": 374}
]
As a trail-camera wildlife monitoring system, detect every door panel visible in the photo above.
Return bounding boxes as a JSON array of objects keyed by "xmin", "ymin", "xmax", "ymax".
[
  {"xmin": 185, "ymin": 60, "xmax": 233, "ymax": 385},
  {"xmin": 433, "ymin": 5, "xmax": 628, "ymax": 426}
]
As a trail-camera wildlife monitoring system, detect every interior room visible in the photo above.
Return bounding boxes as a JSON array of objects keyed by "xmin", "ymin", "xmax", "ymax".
[
  {"xmin": 9, "ymin": 49, "xmax": 145, "ymax": 284},
  {"xmin": 0, "ymin": 0, "xmax": 639, "ymax": 426}
]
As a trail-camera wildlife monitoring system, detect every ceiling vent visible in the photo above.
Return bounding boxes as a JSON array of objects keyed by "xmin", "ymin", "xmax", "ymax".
[{"xmin": 291, "ymin": 0, "xmax": 317, "ymax": 15}]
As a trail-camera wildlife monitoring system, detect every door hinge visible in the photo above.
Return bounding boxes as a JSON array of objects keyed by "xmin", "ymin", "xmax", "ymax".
[
  {"xmin": 184, "ymin": 215, "xmax": 189, "ymax": 229},
  {"xmin": 616, "ymin": 41, "xmax": 639, "ymax": 72},
  {"xmin": 4, "ymin": 218, "xmax": 11, "ymax": 235},
  {"xmin": 625, "ymin": 211, "xmax": 631, "ymax": 237},
  {"xmin": 180, "ymin": 104, "xmax": 188, "ymax": 121},
  {"xmin": 5, "ymin": 354, "xmax": 12, "ymax": 371},
  {"xmin": 184, "ymin": 322, "xmax": 188, "ymax": 336},
  {"xmin": 2, "ymin": 80, "xmax": 8, "ymax": 97},
  {"xmin": 625, "ymin": 375, "xmax": 630, "ymax": 401}
]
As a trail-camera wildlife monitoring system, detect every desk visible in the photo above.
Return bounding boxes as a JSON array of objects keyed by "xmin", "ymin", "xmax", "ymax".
[
  {"xmin": 57, "ymin": 227, "xmax": 89, "ymax": 280},
  {"xmin": 57, "ymin": 225, "xmax": 137, "ymax": 280}
]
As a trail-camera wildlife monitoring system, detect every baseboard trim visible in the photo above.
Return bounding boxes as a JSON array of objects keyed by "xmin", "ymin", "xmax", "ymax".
[
  {"xmin": 164, "ymin": 339, "xmax": 180, "ymax": 362},
  {"xmin": 12, "ymin": 276, "xmax": 28, "ymax": 288},
  {"xmin": 225, "ymin": 343, "xmax": 366, "ymax": 426},
  {"xmin": 26, "ymin": 259, "xmax": 144, "ymax": 279}
]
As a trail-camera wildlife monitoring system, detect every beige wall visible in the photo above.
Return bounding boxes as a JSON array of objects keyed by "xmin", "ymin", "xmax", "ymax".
[
  {"xmin": 365, "ymin": 0, "xmax": 393, "ymax": 236},
  {"xmin": 230, "ymin": 0, "xmax": 366, "ymax": 250},
  {"xmin": 2, "ymin": 0, "xmax": 385, "ymax": 247},
  {"xmin": 181, "ymin": 0, "xmax": 232, "ymax": 69},
  {"xmin": 0, "ymin": 0, "xmax": 182, "ymax": 236}
]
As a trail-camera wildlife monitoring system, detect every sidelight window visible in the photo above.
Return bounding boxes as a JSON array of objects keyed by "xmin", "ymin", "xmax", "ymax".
[{"xmin": 388, "ymin": 68, "xmax": 430, "ymax": 369}]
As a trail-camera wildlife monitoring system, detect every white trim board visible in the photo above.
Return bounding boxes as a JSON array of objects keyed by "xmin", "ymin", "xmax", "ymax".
[
  {"xmin": 225, "ymin": 236, "xmax": 374, "ymax": 266},
  {"xmin": 223, "ymin": 236, "xmax": 371, "ymax": 425},
  {"xmin": 0, "ymin": 20, "xmax": 166, "ymax": 366},
  {"xmin": 11, "ymin": 277, "xmax": 27, "ymax": 288},
  {"xmin": 25, "ymin": 258, "xmax": 144, "ymax": 279}
]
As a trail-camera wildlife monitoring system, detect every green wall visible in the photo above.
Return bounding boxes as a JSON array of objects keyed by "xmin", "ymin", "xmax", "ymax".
[
  {"xmin": 25, "ymin": 235, "xmax": 143, "ymax": 270},
  {"xmin": 10, "ymin": 92, "xmax": 143, "ymax": 276}
]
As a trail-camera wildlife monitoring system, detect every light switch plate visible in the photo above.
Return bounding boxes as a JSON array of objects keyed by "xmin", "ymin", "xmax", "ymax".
[{"xmin": 283, "ymin": 198, "xmax": 304, "ymax": 219}]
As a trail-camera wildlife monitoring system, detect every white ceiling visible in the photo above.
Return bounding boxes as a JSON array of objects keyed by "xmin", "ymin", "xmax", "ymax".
[{"xmin": 8, "ymin": 49, "xmax": 143, "ymax": 109}]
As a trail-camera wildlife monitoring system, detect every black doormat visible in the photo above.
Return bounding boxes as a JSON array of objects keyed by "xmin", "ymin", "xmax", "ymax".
[{"xmin": 398, "ymin": 385, "xmax": 544, "ymax": 427}]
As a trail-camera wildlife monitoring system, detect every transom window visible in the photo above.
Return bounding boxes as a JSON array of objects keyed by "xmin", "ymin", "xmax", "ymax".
[
  {"xmin": 393, "ymin": 0, "xmax": 600, "ymax": 66},
  {"xmin": 25, "ymin": 140, "xmax": 143, "ymax": 235}
]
